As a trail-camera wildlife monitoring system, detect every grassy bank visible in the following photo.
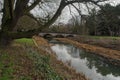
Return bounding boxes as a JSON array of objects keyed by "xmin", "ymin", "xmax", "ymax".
[
  {"xmin": 0, "ymin": 37, "xmax": 87, "ymax": 80},
  {"xmin": 0, "ymin": 42, "xmax": 34, "ymax": 80},
  {"xmin": 0, "ymin": 38, "xmax": 62, "ymax": 80},
  {"xmin": 33, "ymin": 36, "xmax": 87, "ymax": 80},
  {"xmin": 69, "ymin": 35, "xmax": 120, "ymax": 51},
  {"xmin": 88, "ymin": 36, "xmax": 120, "ymax": 39}
]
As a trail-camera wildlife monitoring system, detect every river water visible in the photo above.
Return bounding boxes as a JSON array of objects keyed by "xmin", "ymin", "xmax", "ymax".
[{"xmin": 50, "ymin": 40, "xmax": 120, "ymax": 80}]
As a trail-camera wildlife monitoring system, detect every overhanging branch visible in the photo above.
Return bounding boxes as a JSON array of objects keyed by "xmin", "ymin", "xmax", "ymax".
[
  {"xmin": 43, "ymin": 0, "xmax": 66, "ymax": 29},
  {"xmin": 66, "ymin": 0, "xmax": 108, "ymax": 5},
  {"xmin": 26, "ymin": 0, "xmax": 42, "ymax": 12},
  {"xmin": 71, "ymin": 4, "xmax": 82, "ymax": 16}
]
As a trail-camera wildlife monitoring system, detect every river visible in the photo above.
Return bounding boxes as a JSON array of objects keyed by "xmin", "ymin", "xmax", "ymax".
[{"xmin": 50, "ymin": 40, "xmax": 120, "ymax": 80}]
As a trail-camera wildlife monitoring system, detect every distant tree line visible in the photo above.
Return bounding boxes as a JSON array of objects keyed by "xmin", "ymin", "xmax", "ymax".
[
  {"xmin": 49, "ymin": 4, "xmax": 120, "ymax": 36},
  {"xmin": 86, "ymin": 4, "xmax": 120, "ymax": 36}
]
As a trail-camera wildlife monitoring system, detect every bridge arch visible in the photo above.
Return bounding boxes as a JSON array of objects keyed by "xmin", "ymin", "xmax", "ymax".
[
  {"xmin": 43, "ymin": 34, "xmax": 53, "ymax": 38},
  {"xmin": 66, "ymin": 35, "xmax": 74, "ymax": 37},
  {"xmin": 54, "ymin": 35, "xmax": 65, "ymax": 38}
]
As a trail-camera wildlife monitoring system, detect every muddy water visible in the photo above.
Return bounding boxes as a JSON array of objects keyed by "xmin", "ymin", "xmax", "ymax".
[{"xmin": 50, "ymin": 40, "xmax": 120, "ymax": 80}]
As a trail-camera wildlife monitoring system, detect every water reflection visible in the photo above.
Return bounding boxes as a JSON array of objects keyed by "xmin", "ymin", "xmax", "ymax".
[{"xmin": 51, "ymin": 43, "xmax": 120, "ymax": 80}]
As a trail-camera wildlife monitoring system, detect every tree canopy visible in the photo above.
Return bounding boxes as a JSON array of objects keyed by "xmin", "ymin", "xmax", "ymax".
[{"xmin": 86, "ymin": 4, "xmax": 120, "ymax": 36}]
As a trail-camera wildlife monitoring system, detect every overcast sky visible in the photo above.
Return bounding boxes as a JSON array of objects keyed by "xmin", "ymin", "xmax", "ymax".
[
  {"xmin": 31, "ymin": 0, "xmax": 120, "ymax": 24},
  {"xmin": 0, "ymin": 0, "xmax": 120, "ymax": 25}
]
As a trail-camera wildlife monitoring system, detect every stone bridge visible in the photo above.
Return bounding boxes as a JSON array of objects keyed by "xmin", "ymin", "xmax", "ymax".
[{"xmin": 39, "ymin": 33, "xmax": 77, "ymax": 38}]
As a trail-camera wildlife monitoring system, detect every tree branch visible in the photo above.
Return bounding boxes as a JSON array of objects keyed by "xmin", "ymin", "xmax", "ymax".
[
  {"xmin": 68, "ymin": 5, "xmax": 76, "ymax": 19},
  {"xmin": 71, "ymin": 4, "xmax": 82, "ymax": 16},
  {"xmin": 66, "ymin": 0, "xmax": 108, "ymax": 5},
  {"xmin": 26, "ymin": 0, "xmax": 42, "ymax": 12},
  {"xmin": 8, "ymin": 0, "xmax": 14, "ymax": 19},
  {"xmin": 42, "ymin": 0, "xmax": 66, "ymax": 29}
]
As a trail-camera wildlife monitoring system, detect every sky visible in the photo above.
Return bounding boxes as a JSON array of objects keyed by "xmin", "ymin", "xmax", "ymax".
[
  {"xmin": 109, "ymin": 0, "xmax": 120, "ymax": 5},
  {"xmin": 30, "ymin": 0, "xmax": 120, "ymax": 24},
  {"xmin": 0, "ymin": 0, "xmax": 120, "ymax": 25}
]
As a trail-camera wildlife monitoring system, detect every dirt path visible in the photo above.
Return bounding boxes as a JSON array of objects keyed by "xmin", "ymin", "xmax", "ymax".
[
  {"xmin": 33, "ymin": 36, "xmax": 87, "ymax": 80},
  {"xmin": 56, "ymin": 38, "xmax": 120, "ymax": 66}
]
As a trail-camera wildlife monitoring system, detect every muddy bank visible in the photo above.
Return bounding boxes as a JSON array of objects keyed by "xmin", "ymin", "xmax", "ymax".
[
  {"xmin": 56, "ymin": 38, "xmax": 120, "ymax": 67},
  {"xmin": 33, "ymin": 36, "xmax": 87, "ymax": 80},
  {"xmin": 68, "ymin": 36, "xmax": 120, "ymax": 51}
]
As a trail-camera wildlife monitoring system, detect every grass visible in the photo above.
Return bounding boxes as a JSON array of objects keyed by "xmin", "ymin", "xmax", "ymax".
[
  {"xmin": 14, "ymin": 38, "xmax": 63, "ymax": 79},
  {"xmin": 0, "ymin": 38, "xmax": 63, "ymax": 80},
  {"xmin": 77, "ymin": 35, "xmax": 120, "ymax": 39},
  {"xmin": 14, "ymin": 38, "xmax": 34, "ymax": 45},
  {"xmin": 0, "ymin": 46, "xmax": 33, "ymax": 80},
  {"xmin": 72, "ymin": 35, "xmax": 120, "ymax": 51},
  {"xmin": 27, "ymin": 48, "xmax": 63, "ymax": 80},
  {"xmin": 0, "ymin": 53, "xmax": 14, "ymax": 80},
  {"xmin": 82, "ymin": 35, "xmax": 120, "ymax": 40}
]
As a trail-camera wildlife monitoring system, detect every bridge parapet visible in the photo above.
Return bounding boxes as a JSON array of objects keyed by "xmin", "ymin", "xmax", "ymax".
[{"xmin": 39, "ymin": 33, "xmax": 76, "ymax": 38}]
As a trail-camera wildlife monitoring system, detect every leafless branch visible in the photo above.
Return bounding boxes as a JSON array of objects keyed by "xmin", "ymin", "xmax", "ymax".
[
  {"xmin": 71, "ymin": 4, "xmax": 82, "ymax": 16},
  {"xmin": 26, "ymin": 0, "xmax": 42, "ymax": 12},
  {"xmin": 68, "ymin": 5, "xmax": 76, "ymax": 20}
]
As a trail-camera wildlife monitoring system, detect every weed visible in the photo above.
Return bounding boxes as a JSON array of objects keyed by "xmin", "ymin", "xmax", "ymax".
[
  {"xmin": 27, "ymin": 48, "xmax": 63, "ymax": 80},
  {"xmin": 19, "ymin": 76, "xmax": 32, "ymax": 80}
]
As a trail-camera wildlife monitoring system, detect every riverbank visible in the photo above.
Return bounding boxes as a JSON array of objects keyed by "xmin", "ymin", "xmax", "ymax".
[
  {"xmin": 69, "ymin": 36, "xmax": 120, "ymax": 51},
  {"xmin": 0, "ymin": 37, "xmax": 87, "ymax": 80},
  {"xmin": 33, "ymin": 36, "xmax": 87, "ymax": 80},
  {"xmin": 56, "ymin": 38, "xmax": 120, "ymax": 66}
]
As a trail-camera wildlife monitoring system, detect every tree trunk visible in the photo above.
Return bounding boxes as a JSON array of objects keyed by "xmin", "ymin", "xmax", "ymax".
[
  {"xmin": 0, "ymin": 31, "xmax": 12, "ymax": 47},
  {"xmin": 0, "ymin": 0, "xmax": 21, "ymax": 46},
  {"xmin": 0, "ymin": 18, "xmax": 19, "ymax": 47},
  {"xmin": 0, "ymin": 0, "xmax": 13, "ymax": 46}
]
